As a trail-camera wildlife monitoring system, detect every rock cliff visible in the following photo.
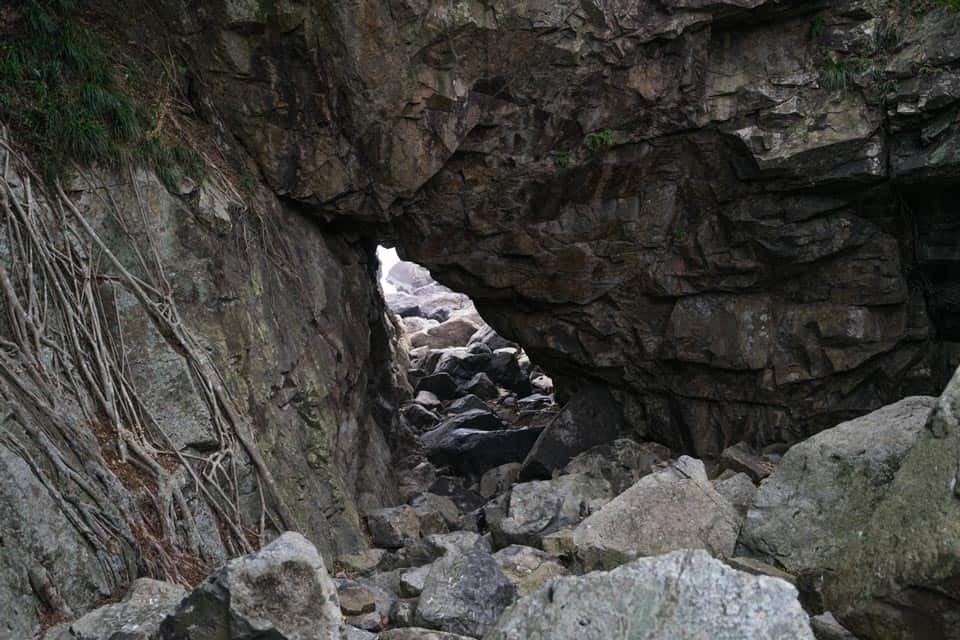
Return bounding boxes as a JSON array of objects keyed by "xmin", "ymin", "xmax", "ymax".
[{"xmin": 98, "ymin": 0, "xmax": 960, "ymax": 456}]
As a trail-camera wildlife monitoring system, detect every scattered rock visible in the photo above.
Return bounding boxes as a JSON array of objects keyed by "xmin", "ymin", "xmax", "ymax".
[
  {"xmin": 415, "ymin": 373, "xmax": 460, "ymax": 400},
  {"xmin": 488, "ymin": 474, "xmax": 612, "ymax": 548},
  {"xmin": 415, "ymin": 550, "xmax": 517, "ymax": 637},
  {"xmin": 445, "ymin": 395, "xmax": 490, "ymax": 415},
  {"xmin": 410, "ymin": 318, "xmax": 481, "ymax": 350},
  {"xmin": 336, "ymin": 549, "xmax": 389, "ymax": 576},
  {"xmin": 337, "ymin": 581, "xmax": 377, "ymax": 616},
  {"xmin": 159, "ymin": 532, "xmax": 342, "ymax": 639},
  {"xmin": 342, "ymin": 578, "xmax": 397, "ymax": 632},
  {"xmin": 400, "ymin": 564, "xmax": 431, "ymax": 597},
  {"xmin": 467, "ymin": 325, "xmax": 516, "ymax": 352},
  {"xmin": 541, "ymin": 529, "xmax": 575, "ymax": 559},
  {"xmin": 366, "ymin": 506, "xmax": 421, "ymax": 549},
  {"xmin": 47, "ymin": 579, "xmax": 186, "ymax": 640},
  {"xmin": 390, "ymin": 598, "xmax": 418, "ymax": 628},
  {"xmin": 423, "ymin": 426, "xmax": 545, "ymax": 477},
  {"xmin": 479, "ymin": 463, "xmax": 523, "ymax": 499},
  {"xmin": 485, "ymin": 549, "xmax": 814, "ymax": 639},
  {"xmin": 380, "ymin": 629, "xmax": 475, "ymax": 640},
  {"xmin": 720, "ymin": 442, "xmax": 774, "ymax": 483},
  {"xmin": 398, "ymin": 462, "xmax": 439, "ymax": 502},
  {"xmin": 572, "ymin": 457, "xmax": 740, "ymax": 570},
  {"xmin": 724, "ymin": 557, "xmax": 796, "ymax": 585},
  {"xmin": 414, "ymin": 391, "xmax": 443, "ymax": 411},
  {"xmin": 402, "ymin": 403, "xmax": 441, "ymax": 430},
  {"xmin": 493, "ymin": 545, "xmax": 567, "ymax": 597},
  {"xmin": 459, "ymin": 373, "xmax": 499, "ymax": 400},
  {"xmin": 410, "ymin": 493, "xmax": 461, "ymax": 535},
  {"xmin": 809, "ymin": 613, "xmax": 858, "ymax": 640},
  {"xmin": 563, "ymin": 438, "xmax": 671, "ymax": 493}
]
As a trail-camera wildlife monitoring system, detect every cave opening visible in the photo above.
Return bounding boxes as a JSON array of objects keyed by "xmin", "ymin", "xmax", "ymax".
[{"xmin": 375, "ymin": 245, "xmax": 559, "ymax": 482}]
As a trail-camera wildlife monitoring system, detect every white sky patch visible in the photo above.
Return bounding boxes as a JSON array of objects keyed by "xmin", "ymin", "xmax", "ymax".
[{"xmin": 377, "ymin": 245, "xmax": 400, "ymax": 294}]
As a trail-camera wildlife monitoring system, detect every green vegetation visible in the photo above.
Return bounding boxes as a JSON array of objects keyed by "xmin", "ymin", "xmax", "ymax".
[
  {"xmin": 817, "ymin": 56, "xmax": 873, "ymax": 93},
  {"xmin": 0, "ymin": 0, "xmax": 205, "ymax": 188},
  {"xmin": 584, "ymin": 128, "xmax": 613, "ymax": 153},
  {"xmin": 552, "ymin": 152, "xmax": 570, "ymax": 168},
  {"xmin": 810, "ymin": 15, "xmax": 827, "ymax": 40},
  {"xmin": 672, "ymin": 227, "xmax": 688, "ymax": 242},
  {"xmin": 932, "ymin": 0, "xmax": 960, "ymax": 11}
]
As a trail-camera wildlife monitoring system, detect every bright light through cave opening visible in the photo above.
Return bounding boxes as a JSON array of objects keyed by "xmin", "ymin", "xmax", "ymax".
[{"xmin": 375, "ymin": 245, "xmax": 558, "ymax": 479}]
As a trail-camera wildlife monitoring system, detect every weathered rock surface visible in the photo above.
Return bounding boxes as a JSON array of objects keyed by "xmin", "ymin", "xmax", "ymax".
[
  {"xmin": 822, "ymin": 367, "xmax": 960, "ymax": 639},
  {"xmin": 47, "ymin": 579, "xmax": 187, "ymax": 640},
  {"xmin": 380, "ymin": 630, "xmax": 474, "ymax": 640},
  {"xmin": 487, "ymin": 474, "xmax": 611, "ymax": 548},
  {"xmin": 573, "ymin": 458, "xmax": 740, "ymax": 570},
  {"xmin": 485, "ymin": 549, "xmax": 814, "ymax": 639},
  {"xmin": 492, "ymin": 545, "xmax": 567, "ymax": 597},
  {"xmin": 415, "ymin": 551, "xmax": 517, "ymax": 638},
  {"xmin": 739, "ymin": 396, "xmax": 937, "ymax": 582},
  {"xmin": 366, "ymin": 506, "xmax": 422, "ymax": 549},
  {"xmin": 714, "ymin": 472, "xmax": 758, "ymax": 519},
  {"xmin": 159, "ymin": 532, "xmax": 342, "ymax": 639},
  {"xmin": 563, "ymin": 439, "xmax": 671, "ymax": 493}
]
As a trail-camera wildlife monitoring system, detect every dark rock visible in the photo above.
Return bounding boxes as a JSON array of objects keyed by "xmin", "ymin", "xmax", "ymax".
[
  {"xmin": 563, "ymin": 438, "xmax": 671, "ymax": 494},
  {"xmin": 468, "ymin": 326, "xmax": 518, "ymax": 352},
  {"xmin": 522, "ymin": 385, "xmax": 628, "ymax": 479},
  {"xmin": 415, "ymin": 550, "xmax": 517, "ymax": 637},
  {"xmin": 459, "ymin": 373, "xmax": 499, "ymax": 401},
  {"xmin": 414, "ymin": 390, "xmax": 443, "ymax": 411},
  {"xmin": 445, "ymin": 394, "xmax": 490, "ymax": 415},
  {"xmin": 434, "ymin": 350, "xmax": 492, "ymax": 383},
  {"xmin": 338, "ymin": 581, "xmax": 377, "ymax": 616},
  {"xmin": 427, "ymin": 477, "xmax": 487, "ymax": 514},
  {"xmin": 486, "ymin": 350, "xmax": 531, "ymax": 395},
  {"xmin": 47, "ymin": 579, "xmax": 186, "ymax": 640},
  {"xmin": 479, "ymin": 463, "xmax": 523, "ymax": 499},
  {"xmin": 415, "ymin": 373, "xmax": 460, "ymax": 401},
  {"xmin": 424, "ymin": 427, "xmax": 545, "ymax": 478},
  {"xmin": 410, "ymin": 493, "xmax": 461, "ymax": 535},
  {"xmin": 467, "ymin": 342, "xmax": 492, "ymax": 355},
  {"xmin": 389, "ymin": 599, "xmax": 418, "ymax": 628},
  {"xmin": 402, "ymin": 403, "xmax": 440, "ymax": 430}
]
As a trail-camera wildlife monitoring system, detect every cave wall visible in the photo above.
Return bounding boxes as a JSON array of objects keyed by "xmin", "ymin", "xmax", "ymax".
[
  {"xmin": 0, "ymin": 142, "xmax": 409, "ymax": 635},
  {"xmin": 128, "ymin": 0, "xmax": 960, "ymax": 455}
]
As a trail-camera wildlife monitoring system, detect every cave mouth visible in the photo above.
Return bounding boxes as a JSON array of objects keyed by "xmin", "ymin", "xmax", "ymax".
[{"xmin": 375, "ymin": 245, "xmax": 558, "ymax": 479}]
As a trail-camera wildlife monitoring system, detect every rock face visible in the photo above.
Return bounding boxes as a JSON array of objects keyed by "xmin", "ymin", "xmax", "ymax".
[
  {"xmin": 822, "ymin": 367, "xmax": 960, "ymax": 639},
  {"xmin": 159, "ymin": 532, "xmax": 343, "ymax": 639},
  {"xmin": 572, "ymin": 458, "xmax": 740, "ymax": 570},
  {"xmin": 740, "ymin": 396, "xmax": 937, "ymax": 583},
  {"xmin": 485, "ymin": 549, "xmax": 814, "ymax": 640},
  {"xmin": 0, "ymin": 139, "xmax": 410, "ymax": 634}
]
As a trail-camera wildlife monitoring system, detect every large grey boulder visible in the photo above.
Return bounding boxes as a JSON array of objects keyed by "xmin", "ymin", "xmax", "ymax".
[
  {"xmin": 487, "ymin": 474, "xmax": 612, "ymax": 548},
  {"xmin": 484, "ymin": 549, "xmax": 814, "ymax": 639},
  {"xmin": 415, "ymin": 551, "xmax": 517, "ymax": 638},
  {"xmin": 820, "ymin": 369, "xmax": 960, "ymax": 639},
  {"xmin": 714, "ymin": 472, "xmax": 757, "ymax": 518},
  {"xmin": 366, "ymin": 505, "xmax": 421, "ymax": 549},
  {"xmin": 410, "ymin": 318, "xmax": 481, "ymax": 350},
  {"xmin": 159, "ymin": 532, "xmax": 342, "ymax": 639},
  {"xmin": 47, "ymin": 579, "xmax": 186, "ymax": 640},
  {"xmin": 572, "ymin": 457, "xmax": 740, "ymax": 570},
  {"xmin": 739, "ymin": 396, "xmax": 937, "ymax": 584}
]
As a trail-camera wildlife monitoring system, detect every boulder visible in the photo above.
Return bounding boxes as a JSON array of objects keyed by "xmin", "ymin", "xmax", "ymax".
[
  {"xmin": 487, "ymin": 474, "xmax": 612, "ymax": 548},
  {"xmin": 446, "ymin": 395, "xmax": 490, "ymax": 415},
  {"xmin": 493, "ymin": 545, "xmax": 567, "ymax": 597},
  {"xmin": 410, "ymin": 493, "xmax": 461, "ymax": 535},
  {"xmin": 366, "ymin": 506, "xmax": 421, "ymax": 549},
  {"xmin": 720, "ymin": 442, "xmax": 774, "ymax": 483},
  {"xmin": 410, "ymin": 318, "xmax": 481, "ymax": 350},
  {"xmin": 47, "ymin": 579, "xmax": 186, "ymax": 640},
  {"xmin": 467, "ymin": 325, "xmax": 517, "ymax": 352},
  {"xmin": 159, "ymin": 532, "xmax": 342, "ymax": 639},
  {"xmin": 386, "ymin": 261, "xmax": 435, "ymax": 294},
  {"xmin": 414, "ymin": 390, "xmax": 443, "ymax": 411},
  {"xmin": 433, "ymin": 350, "xmax": 492, "ymax": 383},
  {"xmin": 341, "ymin": 578, "xmax": 397, "ymax": 632},
  {"xmin": 485, "ymin": 350, "xmax": 531, "ymax": 395},
  {"xmin": 819, "ymin": 373, "xmax": 960, "ymax": 639},
  {"xmin": 479, "ymin": 463, "xmax": 523, "ymax": 499},
  {"xmin": 389, "ymin": 599, "xmax": 418, "ymax": 628},
  {"xmin": 380, "ymin": 629, "xmax": 475, "ymax": 640},
  {"xmin": 423, "ymin": 427, "xmax": 544, "ymax": 477},
  {"xmin": 713, "ymin": 472, "xmax": 757, "ymax": 518},
  {"xmin": 415, "ymin": 373, "xmax": 460, "ymax": 401},
  {"xmin": 399, "ymin": 564, "xmax": 431, "ymax": 597},
  {"xmin": 562, "ymin": 438, "xmax": 671, "ymax": 493},
  {"xmin": 572, "ymin": 457, "xmax": 741, "ymax": 571},
  {"xmin": 415, "ymin": 551, "xmax": 517, "ymax": 637},
  {"xmin": 422, "ymin": 410, "xmax": 505, "ymax": 439},
  {"xmin": 401, "ymin": 317, "xmax": 439, "ymax": 334},
  {"xmin": 337, "ymin": 581, "xmax": 377, "ymax": 617},
  {"xmin": 402, "ymin": 403, "xmax": 440, "ymax": 430},
  {"xmin": 335, "ymin": 549, "xmax": 389, "ymax": 576},
  {"xmin": 428, "ymin": 477, "xmax": 487, "ymax": 514},
  {"xmin": 521, "ymin": 384, "xmax": 627, "ymax": 479},
  {"xmin": 398, "ymin": 462, "xmax": 439, "ymax": 502},
  {"xmin": 459, "ymin": 373, "xmax": 499, "ymax": 401},
  {"xmin": 485, "ymin": 549, "xmax": 814, "ymax": 639},
  {"xmin": 739, "ymin": 396, "xmax": 938, "ymax": 598}
]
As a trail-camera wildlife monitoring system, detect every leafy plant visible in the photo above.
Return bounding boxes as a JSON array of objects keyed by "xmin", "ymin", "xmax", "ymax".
[
  {"xmin": 673, "ymin": 227, "xmax": 688, "ymax": 242},
  {"xmin": 584, "ymin": 128, "xmax": 613, "ymax": 153},
  {"xmin": 0, "ymin": 0, "xmax": 205, "ymax": 187},
  {"xmin": 810, "ymin": 15, "xmax": 827, "ymax": 40},
  {"xmin": 818, "ymin": 56, "xmax": 871, "ymax": 93},
  {"xmin": 552, "ymin": 152, "xmax": 570, "ymax": 168},
  {"xmin": 932, "ymin": 0, "xmax": 960, "ymax": 11}
]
